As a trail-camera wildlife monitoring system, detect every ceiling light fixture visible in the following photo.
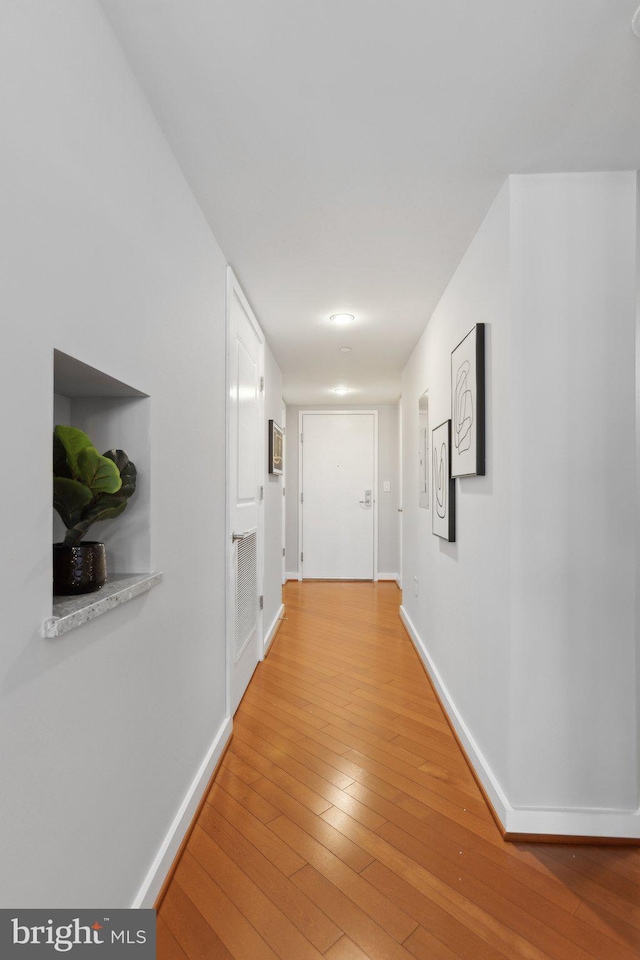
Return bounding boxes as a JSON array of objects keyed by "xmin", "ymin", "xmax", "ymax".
[
  {"xmin": 339, "ymin": 346, "xmax": 352, "ymax": 353},
  {"xmin": 329, "ymin": 313, "xmax": 355, "ymax": 325},
  {"xmin": 633, "ymin": 5, "xmax": 640, "ymax": 37},
  {"xmin": 333, "ymin": 386, "xmax": 350, "ymax": 395}
]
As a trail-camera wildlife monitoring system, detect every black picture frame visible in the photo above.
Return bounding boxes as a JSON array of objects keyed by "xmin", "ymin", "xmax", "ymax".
[
  {"xmin": 451, "ymin": 322, "xmax": 485, "ymax": 478},
  {"xmin": 268, "ymin": 420, "xmax": 284, "ymax": 475},
  {"xmin": 432, "ymin": 419, "xmax": 455, "ymax": 542}
]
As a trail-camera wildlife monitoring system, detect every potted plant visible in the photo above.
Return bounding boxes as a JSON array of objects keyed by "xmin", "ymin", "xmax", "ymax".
[{"xmin": 53, "ymin": 425, "xmax": 137, "ymax": 595}]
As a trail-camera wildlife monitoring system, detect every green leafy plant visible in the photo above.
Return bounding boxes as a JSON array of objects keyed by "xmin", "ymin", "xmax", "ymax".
[{"xmin": 53, "ymin": 425, "xmax": 137, "ymax": 546}]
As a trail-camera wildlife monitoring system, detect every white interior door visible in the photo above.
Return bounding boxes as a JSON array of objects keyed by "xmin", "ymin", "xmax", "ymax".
[
  {"xmin": 398, "ymin": 399, "xmax": 403, "ymax": 589},
  {"xmin": 281, "ymin": 399, "xmax": 287, "ymax": 586},
  {"xmin": 300, "ymin": 411, "xmax": 376, "ymax": 579},
  {"xmin": 227, "ymin": 270, "xmax": 263, "ymax": 715}
]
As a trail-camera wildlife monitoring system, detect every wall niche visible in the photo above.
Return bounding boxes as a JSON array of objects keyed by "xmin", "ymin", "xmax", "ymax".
[
  {"xmin": 48, "ymin": 350, "xmax": 157, "ymax": 636},
  {"xmin": 418, "ymin": 388, "xmax": 429, "ymax": 509}
]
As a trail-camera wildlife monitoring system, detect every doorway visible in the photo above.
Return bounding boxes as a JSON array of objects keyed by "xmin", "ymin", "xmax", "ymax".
[{"xmin": 299, "ymin": 410, "xmax": 378, "ymax": 579}]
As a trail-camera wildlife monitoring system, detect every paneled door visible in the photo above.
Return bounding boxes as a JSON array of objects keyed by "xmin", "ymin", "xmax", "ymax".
[
  {"xmin": 281, "ymin": 399, "xmax": 287, "ymax": 586},
  {"xmin": 300, "ymin": 411, "xmax": 377, "ymax": 579},
  {"xmin": 227, "ymin": 269, "xmax": 264, "ymax": 715}
]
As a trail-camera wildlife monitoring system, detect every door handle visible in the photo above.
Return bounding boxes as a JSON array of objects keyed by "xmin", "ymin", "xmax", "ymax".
[
  {"xmin": 232, "ymin": 530, "xmax": 251, "ymax": 542},
  {"xmin": 359, "ymin": 489, "xmax": 373, "ymax": 507}
]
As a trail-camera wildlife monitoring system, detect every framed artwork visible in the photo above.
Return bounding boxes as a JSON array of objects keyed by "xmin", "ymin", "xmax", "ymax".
[
  {"xmin": 268, "ymin": 420, "xmax": 284, "ymax": 475},
  {"xmin": 451, "ymin": 322, "xmax": 485, "ymax": 478},
  {"xmin": 432, "ymin": 420, "xmax": 455, "ymax": 542}
]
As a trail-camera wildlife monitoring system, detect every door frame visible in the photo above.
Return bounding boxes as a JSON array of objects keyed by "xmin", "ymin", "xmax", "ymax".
[
  {"xmin": 298, "ymin": 409, "xmax": 379, "ymax": 581},
  {"xmin": 225, "ymin": 266, "xmax": 265, "ymax": 718}
]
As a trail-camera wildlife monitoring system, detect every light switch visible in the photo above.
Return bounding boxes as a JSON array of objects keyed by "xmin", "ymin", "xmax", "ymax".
[{"xmin": 383, "ymin": 481, "xmax": 391, "ymax": 492}]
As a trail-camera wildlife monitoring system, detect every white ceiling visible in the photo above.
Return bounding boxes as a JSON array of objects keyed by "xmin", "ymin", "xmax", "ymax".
[{"xmin": 99, "ymin": 0, "xmax": 640, "ymax": 405}]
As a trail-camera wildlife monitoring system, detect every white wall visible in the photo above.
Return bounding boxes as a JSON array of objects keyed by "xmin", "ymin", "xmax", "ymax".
[
  {"xmin": 263, "ymin": 346, "xmax": 284, "ymax": 645},
  {"xmin": 509, "ymin": 173, "xmax": 637, "ymax": 813},
  {"xmin": 285, "ymin": 404, "xmax": 400, "ymax": 579},
  {"xmin": 401, "ymin": 173, "xmax": 639, "ymax": 836},
  {"xmin": 401, "ymin": 184, "xmax": 512, "ymax": 796},
  {"xmin": 377, "ymin": 405, "xmax": 401, "ymax": 578},
  {"xmin": 0, "ymin": 1, "xmax": 229, "ymax": 906}
]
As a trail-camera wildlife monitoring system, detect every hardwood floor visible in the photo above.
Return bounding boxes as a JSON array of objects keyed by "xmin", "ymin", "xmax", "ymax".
[{"xmin": 157, "ymin": 581, "xmax": 640, "ymax": 960}]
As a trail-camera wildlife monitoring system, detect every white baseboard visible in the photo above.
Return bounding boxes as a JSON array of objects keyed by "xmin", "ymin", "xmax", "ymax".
[
  {"xmin": 395, "ymin": 575, "xmax": 402, "ymax": 590},
  {"xmin": 399, "ymin": 605, "xmax": 640, "ymax": 840},
  {"xmin": 264, "ymin": 603, "xmax": 285, "ymax": 655},
  {"xmin": 287, "ymin": 572, "xmax": 402, "ymax": 587},
  {"xmin": 131, "ymin": 715, "xmax": 233, "ymax": 907},
  {"xmin": 504, "ymin": 805, "xmax": 640, "ymax": 838}
]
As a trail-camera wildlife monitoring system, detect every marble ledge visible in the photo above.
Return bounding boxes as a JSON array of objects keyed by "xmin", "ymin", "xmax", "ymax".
[{"xmin": 44, "ymin": 572, "xmax": 163, "ymax": 638}]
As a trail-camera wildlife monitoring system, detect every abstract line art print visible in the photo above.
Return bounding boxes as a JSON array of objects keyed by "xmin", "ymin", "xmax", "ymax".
[
  {"xmin": 432, "ymin": 419, "xmax": 455, "ymax": 541},
  {"xmin": 269, "ymin": 420, "xmax": 284, "ymax": 475},
  {"xmin": 451, "ymin": 323, "xmax": 485, "ymax": 478}
]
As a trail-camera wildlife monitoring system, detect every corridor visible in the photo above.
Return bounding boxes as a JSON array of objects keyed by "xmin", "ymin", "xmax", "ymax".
[{"xmin": 156, "ymin": 582, "xmax": 640, "ymax": 960}]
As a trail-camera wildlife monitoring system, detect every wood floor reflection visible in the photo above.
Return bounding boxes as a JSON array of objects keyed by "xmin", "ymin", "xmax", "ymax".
[{"xmin": 157, "ymin": 580, "xmax": 640, "ymax": 960}]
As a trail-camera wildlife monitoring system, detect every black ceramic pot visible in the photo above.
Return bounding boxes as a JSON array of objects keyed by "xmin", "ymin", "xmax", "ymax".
[{"xmin": 53, "ymin": 542, "xmax": 107, "ymax": 595}]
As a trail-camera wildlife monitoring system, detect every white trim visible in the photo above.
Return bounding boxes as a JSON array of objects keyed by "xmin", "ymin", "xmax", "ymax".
[
  {"xmin": 377, "ymin": 572, "xmax": 398, "ymax": 581},
  {"xmin": 400, "ymin": 605, "xmax": 640, "ymax": 839},
  {"xmin": 505, "ymin": 806, "xmax": 640, "ymax": 838},
  {"xmin": 399, "ymin": 605, "xmax": 509, "ymax": 826},
  {"xmin": 131, "ymin": 716, "xmax": 233, "ymax": 908},
  {"xmin": 264, "ymin": 602, "xmax": 285, "ymax": 655},
  {"xmin": 395, "ymin": 575, "xmax": 402, "ymax": 590},
  {"xmin": 298, "ymin": 409, "xmax": 379, "ymax": 580},
  {"xmin": 285, "ymin": 572, "xmax": 299, "ymax": 582}
]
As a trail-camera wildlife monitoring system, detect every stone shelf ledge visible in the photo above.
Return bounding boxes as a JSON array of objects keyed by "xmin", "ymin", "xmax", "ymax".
[{"xmin": 44, "ymin": 572, "xmax": 163, "ymax": 638}]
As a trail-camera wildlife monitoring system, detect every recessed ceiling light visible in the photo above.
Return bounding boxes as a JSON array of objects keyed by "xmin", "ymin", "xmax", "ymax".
[
  {"xmin": 333, "ymin": 386, "xmax": 350, "ymax": 395},
  {"xmin": 339, "ymin": 346, "xmax": 352, "ymax": 353},
  {"xmin": 329, "ymin": 314, "xmax": 355, "ymax": 325},
  {"xmin": 633, "ymin": 6, "xmax": 640, "ymax": 37}
]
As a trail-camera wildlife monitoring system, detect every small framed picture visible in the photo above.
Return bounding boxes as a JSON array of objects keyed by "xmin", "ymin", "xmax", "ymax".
[
  {"xmin": 269, "ymin": 420, "xmax": 284, "ymax": 475},
  {"xmin": 451, "ymin": 323, "xmax": 485, "ymax": 477},
  {"xmin": 432, "ymin": 419, "xmax": 455, "ymax": 542}
]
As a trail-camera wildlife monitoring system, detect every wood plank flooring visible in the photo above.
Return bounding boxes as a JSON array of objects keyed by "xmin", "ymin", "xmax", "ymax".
[{"xmin": 158, "ymin": 581, "xmax": 640, "ymax": 960}]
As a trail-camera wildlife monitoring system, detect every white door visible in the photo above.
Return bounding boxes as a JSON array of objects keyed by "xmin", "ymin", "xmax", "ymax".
[
  {"xmin": 300, "ymin": 411, "xmax": 376, "ymax": 579},
  {"xmin": 398, "ymin": 399, "xmax": 403, "ymax": 589},
  {"xmin": 227, "ymin": 269, "xmax": 263, "ymax": 715},
  {"xmin": 281, "ymin": 399, "xmax": 287, "ymax": 586}
]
